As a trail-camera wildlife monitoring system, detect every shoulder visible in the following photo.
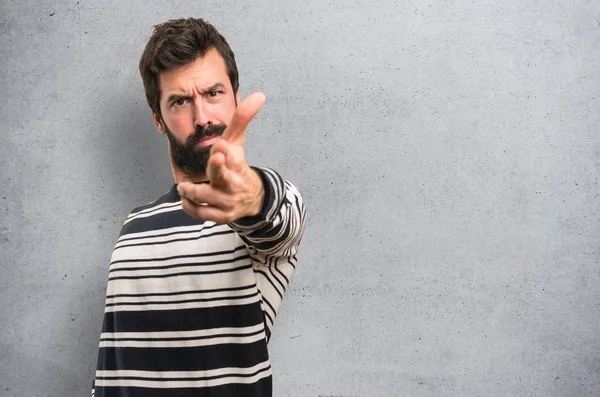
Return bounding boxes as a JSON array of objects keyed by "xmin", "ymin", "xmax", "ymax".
[{"xmin": 117, "ymin": 184, "xmax": 204, "ymax": 237}]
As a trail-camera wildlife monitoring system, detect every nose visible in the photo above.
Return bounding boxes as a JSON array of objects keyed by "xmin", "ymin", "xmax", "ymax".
[{"xmin": 193, "ymin": 100, "xmax": 212, "ymax": 129}]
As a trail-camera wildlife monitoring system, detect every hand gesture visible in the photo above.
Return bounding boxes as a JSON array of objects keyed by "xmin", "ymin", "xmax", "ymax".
[{"xmin": 176, "ymin": 92, "xmax": 267, "ymax": 224}]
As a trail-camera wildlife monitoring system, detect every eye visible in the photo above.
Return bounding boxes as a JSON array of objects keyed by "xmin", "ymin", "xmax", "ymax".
[
  {"xmin": 208, "ymin": 91, "xmax": 223, "ymax": 98},
  {"xmin": 172, "ymin": 98, "xmax": 189, "ymax": 108}
]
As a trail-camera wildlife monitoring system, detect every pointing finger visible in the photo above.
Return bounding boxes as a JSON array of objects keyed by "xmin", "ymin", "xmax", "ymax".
[
  {"xmin": 207, "ymin": 151, "xmax": 232, "ymax": 189},
  {"xmin": 222, "ymin": 92, "xmax": 266, "ymax": 145}
]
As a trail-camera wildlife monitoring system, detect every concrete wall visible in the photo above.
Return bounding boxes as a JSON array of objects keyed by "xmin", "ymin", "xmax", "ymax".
[{"xmin": 1, "ymin": 1, "xmax": 599, "ymax": 396}]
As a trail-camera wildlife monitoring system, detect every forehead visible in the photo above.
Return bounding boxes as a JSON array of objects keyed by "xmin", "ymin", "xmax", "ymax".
[{"xmin": 158, "ymin": 49, "xmax": 229, "ymax": 96}]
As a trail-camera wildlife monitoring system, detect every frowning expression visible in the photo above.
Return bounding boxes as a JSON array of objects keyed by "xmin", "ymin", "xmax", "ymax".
[{"xmin": 153, "ymin": 48, "xmax": 239, "ymax": 173}]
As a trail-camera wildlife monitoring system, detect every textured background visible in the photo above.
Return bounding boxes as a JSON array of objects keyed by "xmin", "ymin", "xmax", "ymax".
[{"xmin": 1, "ymin": 1, "xmax": 600, "ymax": 396}]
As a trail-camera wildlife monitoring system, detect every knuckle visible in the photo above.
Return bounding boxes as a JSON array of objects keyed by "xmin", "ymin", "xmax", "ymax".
[
  {"xmin": 186, "ymin": 187, "xmax": 198, "ymax": 200},
  {"xmin": 224, "ymin": 196, "xmax": 237, "ymax": 210}
]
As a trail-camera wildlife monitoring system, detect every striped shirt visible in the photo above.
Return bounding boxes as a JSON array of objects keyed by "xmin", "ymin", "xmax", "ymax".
[{"xmin": 91, "ymin": 167, "xmax": 306, "ymax": 397}]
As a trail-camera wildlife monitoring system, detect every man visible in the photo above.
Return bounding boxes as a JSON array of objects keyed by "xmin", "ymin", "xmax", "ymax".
[{"xmin": 91, "ymin": 18, "xmax": 306, "ymax": 397}]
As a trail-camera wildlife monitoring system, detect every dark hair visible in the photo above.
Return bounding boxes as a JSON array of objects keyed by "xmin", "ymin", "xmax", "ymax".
[{"xmin": 139, "ymin": 18, "xmax": 239, "ymax": 116}]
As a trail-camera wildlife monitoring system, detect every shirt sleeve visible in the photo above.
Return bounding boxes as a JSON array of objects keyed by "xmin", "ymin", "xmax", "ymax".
[{"xmin": 228, "ymin": 167, "xmax": 307, "ymax": 341}]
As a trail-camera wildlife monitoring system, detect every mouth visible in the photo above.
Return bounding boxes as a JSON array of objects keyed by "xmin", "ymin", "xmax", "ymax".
[{"xmin": 195, "ymin": 135, "xmax": 220, "ymax": 148}]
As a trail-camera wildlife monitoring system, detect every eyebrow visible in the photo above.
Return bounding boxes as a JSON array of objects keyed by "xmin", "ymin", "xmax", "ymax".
[
  {"xmin": 166, "ymin": 83, "xmax": 227, "ymax": 104},
  {"xmin": 203, "ymin": 83, "xmax": 226, "ymax": 93}
]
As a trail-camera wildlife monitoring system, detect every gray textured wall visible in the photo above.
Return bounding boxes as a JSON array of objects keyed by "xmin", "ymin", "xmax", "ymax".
[{"xmin": 1, "ymin": 1, "xmax": 599, "ymax": 396}]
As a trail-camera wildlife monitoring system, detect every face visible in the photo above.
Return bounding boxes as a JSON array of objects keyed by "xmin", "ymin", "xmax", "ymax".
[{"xmin": 153, "ymin": 48, "xmax": 239, "ymax": 174}]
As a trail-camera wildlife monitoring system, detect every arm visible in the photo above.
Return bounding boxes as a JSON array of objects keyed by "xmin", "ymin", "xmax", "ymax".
[
  {"xmin": 175, "ymin": 93, "xmax": 307, "ymax": 339},
  {"xmin": 230, "ymin": 167, "xmax": 306, "ymax": 257},
  {"xmin": 229, "ymin": 167, "xmax": 306, "ymax": 340}
]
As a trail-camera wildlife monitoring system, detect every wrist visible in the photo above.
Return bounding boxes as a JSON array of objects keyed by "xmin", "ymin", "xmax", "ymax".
[{"xmin": 229, "ymin": 166, "xmax": 277, "ymax": 228}]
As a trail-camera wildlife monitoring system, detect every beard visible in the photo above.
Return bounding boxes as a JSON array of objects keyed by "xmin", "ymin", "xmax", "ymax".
[{"xmin": 164, "ymin": 122, "xmax": 227, "ymax": 174}]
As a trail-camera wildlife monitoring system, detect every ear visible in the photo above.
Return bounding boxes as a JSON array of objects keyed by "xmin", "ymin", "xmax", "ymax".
[{"xmin": 152, "ymin": 112, "xmax": 165, "ymax": 134}]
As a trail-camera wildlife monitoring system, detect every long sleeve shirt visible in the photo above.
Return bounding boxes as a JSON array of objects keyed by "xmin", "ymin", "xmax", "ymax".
[{"xmin": 91, "ymin": 167, "xmax": 306, "ymax": 397}]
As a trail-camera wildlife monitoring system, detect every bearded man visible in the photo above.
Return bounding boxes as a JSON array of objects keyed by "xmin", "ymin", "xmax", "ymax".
[{"xmin": 90, "ymin": 17, "xmax": 306, "ymax": 397}]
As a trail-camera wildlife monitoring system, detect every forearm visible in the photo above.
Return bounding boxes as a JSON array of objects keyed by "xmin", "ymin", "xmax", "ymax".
[{"xmin": 229, "ymin": 167, "xmax": 306, "ymax": 257}]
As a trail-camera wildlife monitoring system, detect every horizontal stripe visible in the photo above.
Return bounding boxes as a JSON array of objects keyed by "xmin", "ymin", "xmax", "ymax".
[
  {"xmin": 101, "ymin": 323, "xmax": 264, "ymax": 341},
  {"xmin": 124, "ymin": 203, "xmax": 182, "ymax": 225},
  {"xmin": 111, "ymin": 235, "xmax": 241, "ymax": 264},
  {"xmin": 120, "ymin": 210, "xmax": 208, "ymax": 236},
  {"xmin": 96, "ymin": 338, "xmax": 268, "ymax": 372},
  {"xmin": 94, "ymin": 377, "xmax": 271, "ymax": 397},
  {"xmin": 106, "ymin": 290, "xmax": 258, "ymax": 307},
  {"xmin": 106, "ymin": 268, "xmax": 257, "ymax": 296},
  {"xmin": 101, "ymin": 303, "xmax": 264, "ymax": 333},
  {"xmin": 107, "ymin": 264, "xmax": 253, "ymax": 281},
  {"xmin": 127, "ymin": 185, "xmax": 179, "ymax": 214},
  {"xmin": 106, "ymin": 284, "xmax": 255, "ymax": 300},
  {"xmin": 127, "ymin": 200, "xmax": 181, "ymax": 219},
  {"xmin": 116, "ymin": 222, "xmax": 221, "ymax": 245},
  {"xmin": 115, "ymin": 230, "xmax": 236, "ymax": 251},
  {"xmin": 109, "ymin": 254, "xmax": 250, "ymax": 274},
  {"xmin": 110, "ymin": 246, "xmax": 243, "ymax": 268},
  {"xmin": 95, "ymin": 362, "xmax": 271, "ymax": 388},
  {"xmin": 104, "ymin": 292, "xmax": 259, "ymax": 313},
  {"xmin": 99, "ymin": 330, "xmax": 265, "ymax": 348}
]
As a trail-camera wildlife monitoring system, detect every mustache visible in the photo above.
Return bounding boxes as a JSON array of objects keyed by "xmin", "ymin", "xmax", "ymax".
[{"xmin": 186, "ymin": 124, "xmax": 227, "ymax": 147}]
